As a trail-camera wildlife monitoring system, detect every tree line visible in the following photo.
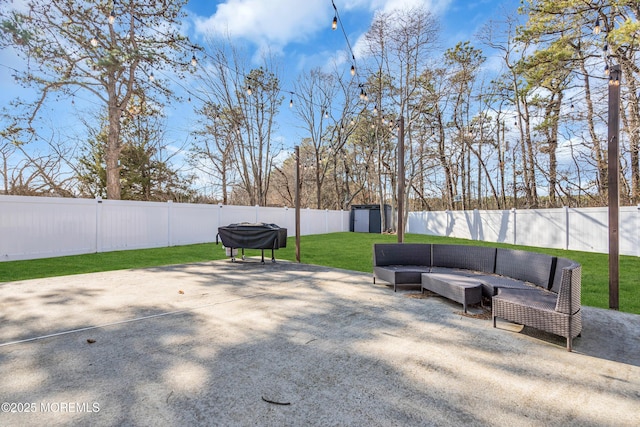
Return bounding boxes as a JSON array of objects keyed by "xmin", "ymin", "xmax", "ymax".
[{"xmin": 1, "ymin": 1, "xmax": 638, "ymax": 222}]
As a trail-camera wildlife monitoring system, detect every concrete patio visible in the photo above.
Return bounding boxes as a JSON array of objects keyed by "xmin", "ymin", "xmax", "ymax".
[{"xmin": 0, "ymin": 259, "xmax": 638, "ymax": 426}]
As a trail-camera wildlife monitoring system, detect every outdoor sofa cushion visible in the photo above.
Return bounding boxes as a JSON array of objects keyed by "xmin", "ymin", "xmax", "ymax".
[
  {"xmin": 494, "ymin": 248, "xmax": 555, "ymax": 289},
  {"xmin": 431, "ymin": 244, "xmax": 496, "ymax": 274}
]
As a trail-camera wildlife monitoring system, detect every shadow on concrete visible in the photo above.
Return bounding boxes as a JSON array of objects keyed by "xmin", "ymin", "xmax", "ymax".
[{"xmin": 0, "ymin": 260, "xmax": 639, "ymax": 426}]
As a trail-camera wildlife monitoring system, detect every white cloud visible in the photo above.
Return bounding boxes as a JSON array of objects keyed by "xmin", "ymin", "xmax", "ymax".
[
  {"xmin": 346, "ymin": 0, "xmax": 452, "ymax": 14},
  {"xmin": 194, "ymin": 0, "xmax": 331, "ymax": 48},
  {"xmin": 193, "ymin": 1, "xmax": 454, "ymax": 49}
]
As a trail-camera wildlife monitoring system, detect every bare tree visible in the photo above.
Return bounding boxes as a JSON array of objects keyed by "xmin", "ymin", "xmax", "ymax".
[
  {"xmin": 192, "ymin": 37, "xmax": 282, "ymax": 206},
  {"xmin": 361, "ymin": 7, "xmax": 440, "ymax": 229},
  {"xmin": 0, "ymin": 0, "xmax": 196, "ymax": 199}
]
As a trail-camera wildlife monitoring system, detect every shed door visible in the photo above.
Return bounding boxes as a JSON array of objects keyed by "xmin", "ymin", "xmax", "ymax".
[{"xmin": 353, "ymin": 209, "xmax": 369, "ymax": 232}]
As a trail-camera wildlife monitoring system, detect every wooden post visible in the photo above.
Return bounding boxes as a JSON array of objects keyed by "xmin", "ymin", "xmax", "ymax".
[
  {"xmin": 608, "ymin": 64, "xmax": 621, "ymax": 310},
  {"xmin": 295, "ymin": 145, "xmax": 301, "ymax": 263},
  {"xmin": 398, "ymin": 116, "xmax": 405, "ymax": 243}
]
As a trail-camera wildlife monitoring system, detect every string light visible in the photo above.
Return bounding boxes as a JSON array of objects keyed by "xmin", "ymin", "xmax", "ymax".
[
  {"xmin": 247, "ymin": 85, "xmax": 252, "ymax": 95},
  {"xmin": 605, "ymin": 64, "xmax": 610, "ymax": 76},
  {"xmin": 191, "ymin": 55, "xmax": 197, "ymax": 67},
  {"xmin": 90, "ymin": 36, "xmax": 98, "ymax": 47},
  {"xmin": 149, "ymin": 72, "xmax": 155, "ymax": 82},
  {"xmin": 289, "ymin": 98, "xmax": 293, "ymax": 108},
  {"xmin": 108, "ymin": 10, "xmax": 116, "ymax": 25},
  {"xmin": 593, "ymin": 17, "xmax": 601, "ymax": 35},
  {"xmin": 609, "ymin": 74, "xmax": 620, "ymax": 86},
  {"xmin": 332, "ymin": 0, "xmax": 359, "ymax": 80}
]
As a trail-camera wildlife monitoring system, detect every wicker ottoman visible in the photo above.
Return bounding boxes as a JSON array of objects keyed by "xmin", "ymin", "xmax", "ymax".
[{"xmin": 421, "ymin": 273, "xmax": 483, "ymax": 313}]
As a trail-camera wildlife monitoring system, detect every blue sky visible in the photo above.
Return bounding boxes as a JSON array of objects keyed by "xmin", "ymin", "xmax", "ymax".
[
  {"xmin": 0, "ymin": 0, "xmax": 516, "ymax": 171},
  {"xmin": 176, "ymin": 0, "xmax": 512, "ymax": 148}
]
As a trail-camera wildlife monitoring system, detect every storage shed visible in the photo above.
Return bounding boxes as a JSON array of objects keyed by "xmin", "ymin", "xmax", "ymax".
[{"xmin": 350, "ymin": 204, "xmax": 392, "ymax": 233}]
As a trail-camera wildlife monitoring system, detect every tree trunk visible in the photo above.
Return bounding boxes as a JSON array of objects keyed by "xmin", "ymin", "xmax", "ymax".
[{"xmin": 106, "ymin": 102, "xmax": 122, "ymax": 200}]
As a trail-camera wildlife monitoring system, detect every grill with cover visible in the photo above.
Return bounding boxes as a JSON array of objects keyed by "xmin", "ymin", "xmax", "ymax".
[{"xmin": 216, "ymin": 222, "xmax": 287, "ymax": 263}]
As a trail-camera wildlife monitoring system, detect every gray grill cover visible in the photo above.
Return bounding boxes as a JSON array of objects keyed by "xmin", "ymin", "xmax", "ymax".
[{"xmin": 217, "ymin": 223, "xmax": 287, "ymax": 250}]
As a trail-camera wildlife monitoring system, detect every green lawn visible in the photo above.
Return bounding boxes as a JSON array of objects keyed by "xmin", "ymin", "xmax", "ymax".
[{"xmin": 1, "ymin": 232, "xmax": 638, "ymax": 314}]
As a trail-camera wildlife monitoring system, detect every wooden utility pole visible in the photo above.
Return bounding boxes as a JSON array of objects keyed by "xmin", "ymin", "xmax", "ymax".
[
  {"xmin": 397, "ymin": 116, "xmax": 405, "ymax": 243},
  {"xmin": 608, "ymin": 64, "xmax": 621, "ymax": 310},
  {"xmin": 295, "ymin": 145, "xmax": 301, "ymax": 263}
]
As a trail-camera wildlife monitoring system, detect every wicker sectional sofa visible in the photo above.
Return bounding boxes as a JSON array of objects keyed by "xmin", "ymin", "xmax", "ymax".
[{"xmin": 373, "ymin": 243, "xmax": 582, "ymax": 351}]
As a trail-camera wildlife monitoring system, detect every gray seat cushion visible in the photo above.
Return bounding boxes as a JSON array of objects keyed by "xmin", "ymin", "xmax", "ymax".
[
  {"xmin": 495, "ymin": 248, "xmax": 554, "ymax": 288},
  {"xmin": 493, "ymin": 287, "xmax": 558, "ymax": 312},
  {"xmin": 432, "ymin": 244, "xmax": 496, "ymax": 274},
  {"xmin": 374, "ymin": 265, "xmax": 430, "ymax": 284},
  {"xmin": 373, "ymin": 243, "xmax": 431, "ymax": 267}
]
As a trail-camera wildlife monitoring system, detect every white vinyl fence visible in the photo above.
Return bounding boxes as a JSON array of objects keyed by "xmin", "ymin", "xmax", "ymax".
[
  {"xmin": 0, "ymin": 195, "xmax": 349, "ymax": 262},
  {"xmin": 408, "ymin": 206, "xmax": 640, "ymax": 257},
  {"xmin": 2, "ymin": 195, "xmax": 638, "ymax": 261}
]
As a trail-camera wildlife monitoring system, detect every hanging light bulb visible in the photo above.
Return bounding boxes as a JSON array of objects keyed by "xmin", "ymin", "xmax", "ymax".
[
  {"xmin": 324, "ymin": 110, "xmax": 329, "ymax": 119},
  {"xmin": 603, "ymin": 43, "xmax": 608, "ymax": 54},
  {"xmin": 289, "ymin": 98, "xmax": 293, "ymax": 108},
  {"xmin": 191, "ymin": 55, "xmax": 197, "ymax": 67},
  {"xmin": 373, "ymin": 104, "xmax": 378, "ymax": 115},
  {"xmin": 108, "ymin": 10, "xmax": 116, "ymax": 25},
  {"xmin": 359, "ymin": 88, "xmax": 365, "ymax": 100},
  {"xmin": 332, "ymin": 15, "xmax": 337, "ymax": 31},
  {"xmin": 604, "ymin": 64, "xmax": 610, "ymax": 76},
  {"xmin": 90, "ymin": 36, "xmax": 98, "ymax": 47},
  {"xmin": 350, "ymin": 65, "xmax": 355, "ymax": 76},
  {"xmin": 364, "ymin": 92, "xmax": 369, "ymax": 102},
  {"xmin": 149, "ymin": 72, "xmax": 155, "ymax": 82},
  {"xmin": 247, "ymin": 85, "xmax": 252, "ymax": 95},
  {"xmin": 350, "ymin": 118, "xmax": 355, "ymax": 126},
  {"xmin": 593, "ymin": 18, "xmax": 601, "ymax": 35}
]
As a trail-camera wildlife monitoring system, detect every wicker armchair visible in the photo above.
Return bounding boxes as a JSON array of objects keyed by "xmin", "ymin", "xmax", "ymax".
[{"xmin": 492, "ymin": 261, "xmax": 582, "ymax": 351}]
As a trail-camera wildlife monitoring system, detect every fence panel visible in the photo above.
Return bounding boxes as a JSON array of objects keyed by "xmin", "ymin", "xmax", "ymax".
[
  {"xmin": 216, "ymin": 205, "xmax": 257, "ymax": 229},
  {"xmin": 300, "ymin": 209, "xmax": 325, "ymax": 235},
  {"xmin": 170, "ymin": 202, "xmax": 217, "ymax": 246},
  {"xmin": 0, "ymin": 196, "xmax": 96, "ymax": 261},
  {"xmin": 408, "ymin": 206, "xmax": 638, "ymax": 256},
  {"xmin": 514, "ymin": 209, "xmax": 566, "ymax": 249},
  {"xmin": 567, "ymin": 207, "xmax": 608, "ymax": 254},
  {"xmin": 477, "ymin": 210, "xmax": 514, "ymax": 244},
  {"xmin": 256, "ymin": 206, "xmax": 290, "ymax": 229},
  {"xmin": 407, "ymin": 211, "xmax": 448, "ymax": 235},
  {"xmin": 98, "ymin": 199, "xmax": 168, "ymax": 252},
  {"xmin": 325, "ymin": 210, "xmax": 347, "ymax": 233},
  {"xmin": 620, "ymin": 206, "xmax": 639, "ymax": 257}
]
